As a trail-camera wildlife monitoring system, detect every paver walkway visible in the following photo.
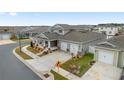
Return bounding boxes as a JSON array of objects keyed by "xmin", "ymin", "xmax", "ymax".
[
  {"xmin": 21, "ymin": 45, "xmax": 40, "ymax": 59},
  {"xmin": 52, "ymin": 67, "xmax": 81, "ymax": 80}
]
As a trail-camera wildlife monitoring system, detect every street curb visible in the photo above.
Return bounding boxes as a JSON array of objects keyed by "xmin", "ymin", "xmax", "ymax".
[{"xmin": 13, "ymin": 47, "xmax": 54, "ymax": 80}]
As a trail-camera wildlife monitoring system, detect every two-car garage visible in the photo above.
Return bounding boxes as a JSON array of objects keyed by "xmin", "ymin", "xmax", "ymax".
[{"xmin": 60, "ymin": 42, "xmax": 79, "ymax": 55}]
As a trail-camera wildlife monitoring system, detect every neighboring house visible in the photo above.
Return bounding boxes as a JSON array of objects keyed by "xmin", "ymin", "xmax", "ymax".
[
  {"xmin": 31, "ymin": 24, "xmax": 106, "ymax": 56},
  {"xmin": 25, "ymin": 26, "xmax": 50, "ymax": 37},
  {"xmin": 92, "ymin": 35, "xmax": 124, "ymax": 68},
  {"xmin": 96, "ymin": 24, "xmax": 124, "ymax": 39},
  {"xmin": 0, "ymin": 26, "xmax": 50, "ymax": 39}
]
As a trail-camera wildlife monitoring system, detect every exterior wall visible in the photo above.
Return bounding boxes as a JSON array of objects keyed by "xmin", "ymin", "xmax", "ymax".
[
  {"xmin": 79, "ymin": 44, "xmax": 83, "ymax": 52},
  {"xmin": 89, "ymin": 46, "xmax": 95, "ymax": 54},
  {"xmin": 118, "ymin": 52, "xmax": 124, "ymax": 68},
  {"xmin": 49, "ymin": 25, "xmax": 65, "ymax": 35},
  {"xmin": 94, "ymin": 47, "xmax": 119, "ymax": 67},
  {"xmin": 82, "ymin": 44, "xmax": 89, "ymax": 52},
  {"xmin": 59, "ymin": 39, "xmax": 104, "ymax": 54}
]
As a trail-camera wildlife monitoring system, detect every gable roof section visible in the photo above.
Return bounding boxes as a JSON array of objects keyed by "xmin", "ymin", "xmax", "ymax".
[
  {"xmin": 95, "ymin": 35, "xmax": 124, "ymax": 50},
  {"xmin": 107, "ymin": 35, "xmax": 124, "ymax": 49},
  {"xmin": 36, "ymin": 32, "xmax": 59, "ymax": 40}
]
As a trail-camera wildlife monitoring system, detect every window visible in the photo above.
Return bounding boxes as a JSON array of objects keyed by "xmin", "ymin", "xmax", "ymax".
[
  {"xmin": 59, "ymin": 30, "xmax": 62, "ymax": 33},
  {"xmin": 39, "ymin": 41, "xmax": 42, "ymax": 44},
  {"xmin": 109, "ymin": 31, "xmax": 112, "ymax": 34}
]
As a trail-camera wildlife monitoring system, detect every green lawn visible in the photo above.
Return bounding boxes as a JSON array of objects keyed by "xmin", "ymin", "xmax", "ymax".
[
  {"xmin": 27, "ymin": 46, "xmax": 40, "ymax": 54},
  {"xmin": 15, "ymin": 47, "xmax": 33, "ymax": 60},
  {"xmin": 61, "ymin": 53, "xmax": 94, "ymax": 77},
  {"xmin": 51, "ymin": 70, "xmax": 68, "ymax": 80}
]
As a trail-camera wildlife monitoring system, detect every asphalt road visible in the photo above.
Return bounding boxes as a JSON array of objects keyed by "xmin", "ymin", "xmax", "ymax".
[{"xmin": 0, "ymin": 42, "xmax": 41, "ymax": 80}]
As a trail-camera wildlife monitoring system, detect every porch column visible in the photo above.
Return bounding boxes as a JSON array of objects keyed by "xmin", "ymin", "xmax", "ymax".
[
  {"xmin": 48, "ymin": 41, "xmax": 51, "ymax": 48},
  {"xmin": 43, "ymin": 41, "xmax": 45, "ymax": 47}
]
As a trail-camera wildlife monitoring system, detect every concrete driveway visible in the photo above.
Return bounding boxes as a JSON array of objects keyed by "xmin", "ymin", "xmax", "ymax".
[
  {"xmin": 81, "ymin": 62, "xmax": 122, "ymax": 80},
  {"xmin": 27, "ymin": 51, "xmax": 71, "ymax": 72}
]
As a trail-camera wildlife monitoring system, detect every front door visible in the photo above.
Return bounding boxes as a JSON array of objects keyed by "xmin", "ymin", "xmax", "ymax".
[{"xmin": 45, "ymin": 41, "xmax": 48, "ymax": 47}]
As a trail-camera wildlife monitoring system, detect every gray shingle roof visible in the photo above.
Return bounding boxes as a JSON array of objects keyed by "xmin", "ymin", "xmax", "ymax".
[
  {"xmin": 43, "ymin": 32, "xmax": 59, "ymax": 40},
  {"xmin": 107, "ymin": 35, "xmax": 124, "ymax": 49},
  {"xmin": 36, "ymin": 30, "xmax": 106, "ymax": 43},
  {"xmin": 55, "ymin": 24, "xmax": 94, "ymax": 32},
  {"xmin": 25, "ymin": 26, "xmax": 50, "ymax": 33},
  {"xmin": 95, "ymin": 35, "xmax": 124, "ymax": 50},
  {"xmin": 36, "ymin": 32, "xmax": 59, "ymax": 40},
  {"xmin": 60, "ymin": 31, "xmax": 106, "ymax": 43}
]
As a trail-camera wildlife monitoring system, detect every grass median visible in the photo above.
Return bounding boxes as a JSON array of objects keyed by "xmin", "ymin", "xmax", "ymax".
[
  {"xmin": 27, "ymin": 46, "xmax": 40, "ymax": 54},
  {"xmin": 15, "ymin": 47, "xmax": 33, "ymax": 60},
  {"xmin": 51, "ymin": 70, "xmax": 68, "ymax": 80}
]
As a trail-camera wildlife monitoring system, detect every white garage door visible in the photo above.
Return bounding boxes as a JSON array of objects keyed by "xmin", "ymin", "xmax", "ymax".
[
  {"xmin": 98, "ymin": 50, "xmax": 114, "ymax": 65},
  {"xmin": 60, "ymin": 42, "xmax": 67, "ymax": 51},
  {"xmin": 70, "ymin": 44, "xmax": 79, "ymax": 55}
]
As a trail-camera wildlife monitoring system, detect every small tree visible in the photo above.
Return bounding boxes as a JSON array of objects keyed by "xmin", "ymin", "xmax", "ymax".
[{"xmin": 10, "ymin": 33, "xmax": 17, "ymax": 40}]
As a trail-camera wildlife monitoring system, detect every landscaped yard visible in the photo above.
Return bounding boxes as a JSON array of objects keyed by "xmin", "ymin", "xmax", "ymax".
[
  {"xmin": 27, "ymin": 46, "xmax": 40, "ymax": 54},
  {"xmin": 51, "ymin": 70, "xmax": 68, "ymax": 80},
  {"xmin": 61, "ymin": 53, "xmax": 94, "ymax": 77},
  {"xmin": 15, "ymin": 47, "xmax": 33, "ymax": 60}
]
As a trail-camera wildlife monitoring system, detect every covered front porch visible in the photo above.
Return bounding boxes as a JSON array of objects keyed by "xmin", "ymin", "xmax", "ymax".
[
  {"xmin": 31, "ymin": 32, "xmax": 59, "ymax": 53},
  {"xmin": 36, "ymin": 39, "xmax": 58, "ymax": 51}
]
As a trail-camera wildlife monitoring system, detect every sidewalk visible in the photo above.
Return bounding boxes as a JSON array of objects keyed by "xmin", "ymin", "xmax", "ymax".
[
  {"xmin": 52, "ymin": 67, "xmax": 81, "ymax": 80},
  {"xmin": 0, "ymin": 40, "xmax": 15, "ymax": 45},
  {"xmin": 13, "ymin": 47, "xmax": 54, "ymax": 80},
  {"xmin": 21, "ymin": 45, "xmax": 40, "ymax": 59}
]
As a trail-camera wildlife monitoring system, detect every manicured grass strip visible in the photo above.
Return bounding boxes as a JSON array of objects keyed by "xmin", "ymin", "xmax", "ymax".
[
  {"xmin": 61, "ymin": 53, "xmax": 94, "ymax": 77},
  {"xmin": 27, "ymin": 46, "xmax": 40, "ymax": 54},
  {"xmin": 15, "ymin": 47, "xmax": 33, "ymax": 60},
  {"xmin": 51, "ymin": 70, "xmax": 68, "ymax": 80}
]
